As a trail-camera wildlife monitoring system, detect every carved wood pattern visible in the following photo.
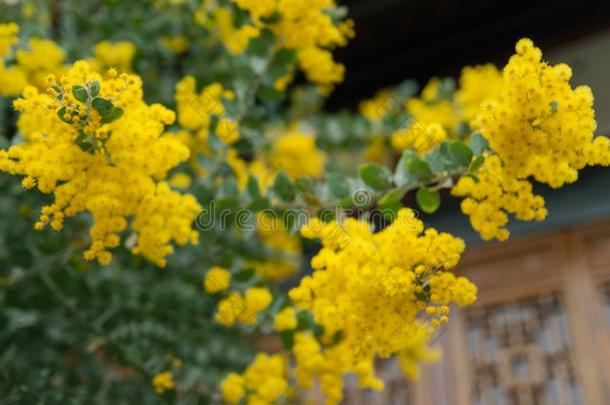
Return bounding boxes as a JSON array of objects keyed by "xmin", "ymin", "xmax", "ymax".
[{"xmin": 465, "ymin": 294, "xmax": 582, "ymax": 405}]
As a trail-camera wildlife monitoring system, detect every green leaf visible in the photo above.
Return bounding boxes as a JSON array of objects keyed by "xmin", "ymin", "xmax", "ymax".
[
  {"xmin": 273, "ymin": 48, "xmax": 297, "ymax": 66},
  {"xmin": 92, "ymin": 98, "xmax": 114, "ymax": 117},
  {"xmin": 313, "ymin": 323, "xmax": 325, "ymax": 338},
  {"xmin": 281, "ymin": 330, "xmax": 295, "ymax": 349},
  {"xmin": 72, "ymin": 85, "xmax": 88, "ymax": 103},
  {"xmin": 248, "ymin": 197, "xmax": 270, "ymax": 211},
  {"xmin": 295, "ymin": 176, "xmax": 316, "ymax": 195},
  {"xmin": 246, "ymin": 29, "xmax": 273, "ymax": 57},
  {"xmin": 100, "ymin": 107, "xmax": 123, "ymax": 124},
  {"xmin": 246, "ymin": 175, "xmax": 261, "ymax": 200},
  {"xmin": 456, "ymin": 122, "xmax": 471, "ymax": 138},
  {"xmin": 425, "ymin": 148, "xmax": 446, "ymax": 172},
  {"xmin": 468, "ymin": 132, "xmax": 489, "ymax": 156},
  {"xmin": 394, "ymin": 149, "xmax": 418, "ymax": 187},
  {"xmin": 296, "ymin": 310, "xmax": 315, "ymax": 331},
  {"xmin": 416, "ymin": 187, "xmax": 441, "ymax": 214},
  {"xmin": 272, "ymin": 171, "xmax": 296, "ymax": 202},
  {"xmin": 378, "ymin": 198, "xmax": 402, "ymax": 221},
  {"xmin": 359, "ymin": 164, "xmax": 391, "ymax": 191},
  {"xmin": 258, "ymin": 85, "xmax": 284, "ymax": 102},
  {"xmin": 74, "ymin": 131, "xmax": 94, "ymax": 154},
  {"xmin": 378, "ymin": 187, "xmax": 408, "ymax": 220},
  {"xmin": 408, "ymin": 158, "xmax": 433, "ymax": 182},
  {"xmin": 56, "ymin": 106, "xmax": 70, "ymax": 123},
  {"xmin": 379, "ymin": 187, "xmax": 408, "ymax": 206},
  {"xmin": 234, "ymin": 269, "xmax": 255, "ymax": 283},
  {"xmin": 468, "ymin": 155, "xmax": 485, "ymax": 174},
  {"xmin": 326, "ymin": 173, "xmax": 350, "ymax": 199},
  {"xmin": 89, "ymin": 81, "xmax": 100, "ymax": 98},
  {"xmin": 447, "ymin": 141, "xmax": 473, "ymax": 167}
]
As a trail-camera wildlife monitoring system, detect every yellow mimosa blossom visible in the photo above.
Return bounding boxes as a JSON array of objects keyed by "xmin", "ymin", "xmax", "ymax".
[
  {"xmin": 160, "ymin": 36, "xmax": 189, "ymax": 54},
  {"xmin": 0, "ymin": 62, "xmax": 200, "ymax": 266},
  {"xmin": 221, "ymin": 353, "xmax": 289, "ymax": 405},
  {"xmin": 274, "ymin": 307, "xmax": 297, "ymax": 331},
  {"xmin": 215, "ymin": 287, "xmax": 272, "ymax": 326},
  {"xmin": 247, "ymin": 212, "xmax": 302, "ymax": 281},
  {"xmin": 289, "ymin": 209, "xmax": 476, "ymax": 404},
  {"xmin": 210, "ymin": 7, "xmax": 260, "ymax": 55},
  {"xmin": 270, "ymin": 132, "xmax": 326, "ymax": 180},
  {"xmin": 152, "ymin": 371, "xmax": 175, "ymax": 394},
  {"xmin": 474, "ymin": 38, "xmax": 610, "ymax": 188},
  {"xmin": 455, "ymin": 64, "xmax": 504, "ymax": 122},
  {"xmin": 204, "ymin": 266, "xmax": 231, "ymax": 293},
  {"xmin": 93, "ymin": 41, "xmax": 136, "ymax": 72},
  {"xmin": 220, "ymin": 372, "xmax": 246, "ymax": 404},
  {"xmin": 452, "ymin": 155, "xmax": 547, "ymax": 241},
  {"xmin": 0, "ymin": 22, "xmax": 19, "ymax": 58}
]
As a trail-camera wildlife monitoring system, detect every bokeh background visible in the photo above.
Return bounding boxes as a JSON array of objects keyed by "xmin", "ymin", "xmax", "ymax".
[{"xmin": 2, "ymin": 0, "xmax": 610, "ymax": 404}]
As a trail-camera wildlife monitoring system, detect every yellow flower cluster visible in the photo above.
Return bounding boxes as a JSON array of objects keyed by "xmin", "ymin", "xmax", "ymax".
[
  {"xmin": 387, "ymin": 67, "xmax": 503, "ymax": 155},
  {"xmin": 474, "ymin": 38, "xmax": 610, "ymax": 188},
  {"xmin": 210, "ymin": 7, "xmax": 261, "ymax": 55},
  {"xmin": 90, "ymin": 41, "xmax": 136, "ymax": 72},
  {"xmin": 160, "ymin": 35, "xmax": 189, "ymax": 54},
  {"xmin": 0, "ymin": 22, "xmax": 18, "ymax": 58},
  {"xmin": 391, "ymin": 121, "xmax": 447, "ymax": 155},
  {"xmin": 221, "ymin": 353, "xmax": 289, "ymax": 405},
  {"xmin": 152, "ymin": 371, "xmax": 175, "ymax": 394},
  {"xmin": 452, "ymin": 155, "xmax": 547, "ymax": 240},
  {"xmin": 227, "ymin": 130, "xmax": 327, "ymax": 193},
  {"xmin": 0, "ymin": 23, "xmax": 27, "ymax": 97},
  {"xmin": 0, "ymin": 25, "xmax": 136, "ymax": 98},
  {"xmin": 390, "ymin": 79, "xmax": 458, "ymax": 154},
  {"xmin": 289, "ymin": 209, "xmax": 476, "ymax": 404},
  {"xmin": 227, "ymin": 0, "xmax": 354, "ymax": 89},
  {"xmin": 274, "ymin": 306, "xmax": 297, "ymax": 331},
  {"xmin": 15, "ymin": 38, "xmax": 66, "ymax": 90},
  {"xmin": 0, "ymin": 31, "xmax": 66, "ymax": 97},
  {"xmin": 215, "ymin": 287, "xmax": 272, "ymax": 326},
  {"xmin": 455, "ymin": 64, "xmax": 503, "ymax": 122},
  {"xmin": 396, "ymin": 328, "xmax": 440, "ymax": 379},
  {"xmin": 204, "ymin": 266, "xmax": 232, "ymax": 293},
  {"xmin": 174, "ymin": 75, "xmax": 237, "ymax": 153},
  {"xmin": 0, "ymin": 61, "xmax": 200, "ymax": 266},
  {"xmin": 246, "ymin": 213, "xmax": 302, "ymax": 282},
  {"xmin": 292, "ymin": 330, "xmax": 386, "ymax": 405},
  {"xmin": 269, "ymin": 131, "xmax": 327, "ymax": 180},
  {"xmin": 358, "ymin": 89, "xmax": 395, "ymax": 122}
]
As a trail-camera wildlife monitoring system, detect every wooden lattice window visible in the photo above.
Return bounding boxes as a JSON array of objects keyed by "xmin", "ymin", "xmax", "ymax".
[{"xmin": 465, "ymin": 294, "xmax": 582, "ymax": 405}]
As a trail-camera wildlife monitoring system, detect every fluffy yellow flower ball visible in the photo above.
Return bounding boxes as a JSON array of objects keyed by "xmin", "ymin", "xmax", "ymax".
[
  {"xmin": 220, "ymin": 372, "xmax": 246, "ymax": 404},
  {"xmin": 455, "ymin": 63, "xmax": 504, "ymax": 122},
  {"xmin": 152, "ymin": 371, "xmax": 175, "ymax": 394},
  {"xmin": 274, "ymin": 307, "xmax": 297, "ymax": 331},
  {"xmin": 270, "ymin": 132, "xmax": 327, "ymax": 180},
  {"xmin": 0, "ymin": 22, "xmax": 19, "ymax": 58},
  {"xmin": 221, "ymin": 353, "xmax": 289, "ymax": 405},
  {"xmin": 203, "ymin": 266, "xmax": 231, "ymax": 293},
  {"xmin": 214, "ymin": 287, "xmax": 273, "ymax": 326}
]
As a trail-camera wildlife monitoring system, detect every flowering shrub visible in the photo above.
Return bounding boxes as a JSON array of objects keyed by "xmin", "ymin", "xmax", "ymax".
[{"xmin": 1, "ymin": 1, "xmax": 609, "ymax": 404}]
